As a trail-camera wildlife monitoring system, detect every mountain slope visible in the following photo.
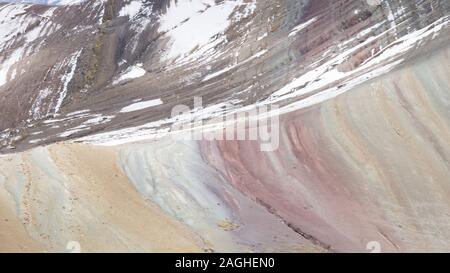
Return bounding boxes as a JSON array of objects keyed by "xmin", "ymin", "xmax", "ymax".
[
  {"xmin": 0, "ymin": 0, "xmax": 448, "ymax": 152},
  {"xmin": 1, "ymin": 45, "xmax": 449, "ymax": 252},
  {"xmin": 0, "ymin": 0, "xmax": 450, "ymax": 252}
]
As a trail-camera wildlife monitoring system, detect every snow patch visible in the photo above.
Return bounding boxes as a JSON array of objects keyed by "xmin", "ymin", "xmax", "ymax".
[
  {"xmin": 53, "ymin": 50, "xmax": 82, "ymax": 113},
  {"xmin": 118, "ymin": 0, "xmax": 143, "ymax": 18},
  {"xmin": 289, "ymin": 17, "xmax": 317, "ymax": 37},
  {"xmin": 30, "ymin": 87, "xmax": 52, "ymax": 119},
  {"xmin": 114, "ymin": 64, "xmax": 146, "ymax": 84},
  {"xmin": 119, "ymin": 99, "xmax": 163, "ymax": 113},
  {"xmin": 160, "ymin": 0, "xmax": 256, "ymax": 61},
  {"xmin": 202, "ymin": 49, "xmax": 267, "ymax": 82},
  {"xmin": 0, "ymin": 47, "xmax": 24, "ymax": 87},
  {"xmin": 269, "ymin": 16, "xmax": 449, "ymax": 102},
  {"xmin": 66, "ymin": 109, "xmax": 90, "ymax": 117},
  {"xmin": 83, "ymin": 114, "xmax": 114, "ymax": 125}
]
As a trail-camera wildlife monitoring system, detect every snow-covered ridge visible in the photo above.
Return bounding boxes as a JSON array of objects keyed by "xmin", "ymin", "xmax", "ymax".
[
  {"xmin": 78, "ymin": 13, "xmax": 450, "ymax": 146},
  {"xmin": 266, "ymin": 16, "xmax": 450, "ymax": 105},
  {"xmin": 159, "ymin": 0, "xmax": 257, "ymax": 62},
  {"xmin": 0, "ymin": 3, "xmax": 61, "ymax": 87}
]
